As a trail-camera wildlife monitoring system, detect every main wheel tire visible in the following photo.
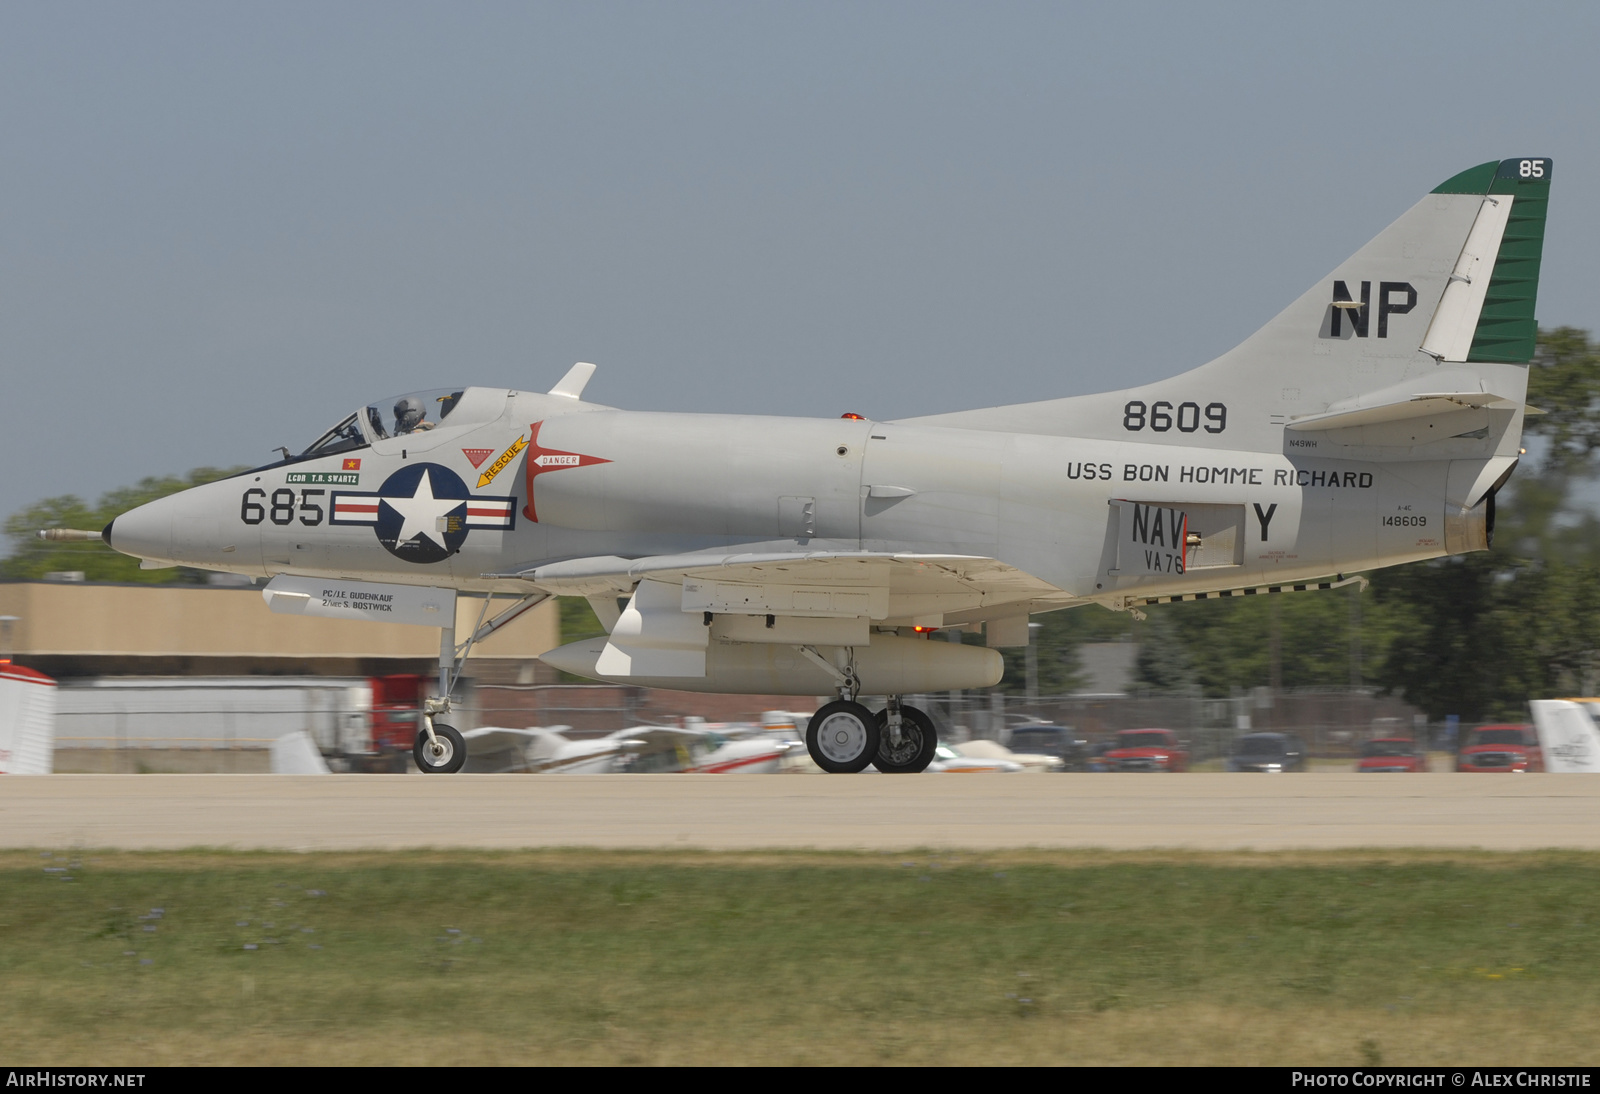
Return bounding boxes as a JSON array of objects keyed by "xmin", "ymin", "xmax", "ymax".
[
  {"xmin": 806, "ymin": 700, "xmax": 881, "ymax": 773},
  {"xmin": 872, "ymin": 705, "xmax": 938, "ymax": 773},
  {"xmin": 414, "ymin": 723, "xmax": 467, "ymax": 774}
]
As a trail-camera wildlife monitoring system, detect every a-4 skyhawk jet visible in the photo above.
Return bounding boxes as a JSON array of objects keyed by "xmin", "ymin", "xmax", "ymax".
[{"xmin": 94, "ymin": 158, "xmax": 1552, "ymax": 775}]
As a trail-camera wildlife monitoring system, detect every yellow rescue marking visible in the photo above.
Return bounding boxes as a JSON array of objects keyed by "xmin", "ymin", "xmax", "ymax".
[{"xmin": 477, "ymin": 435, "xmax": 528, "ymax": 489}]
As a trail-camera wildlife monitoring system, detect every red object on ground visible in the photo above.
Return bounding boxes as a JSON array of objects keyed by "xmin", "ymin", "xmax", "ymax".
[
  {"xmin": 369, "ymin": 674, "xmax": 427, "ymax": 755},
  {"xmin": 1456, "ymin": 724, "xmax": 1542, "ymax": 772},
  {"xmin": 1103, "ymin": 728, "xmax": 1189, "ymax": 772},
  {"xmin": 1356, "ymin": 737, "xmax": 1427, "ymax": 772},
  {"xmin": 0, "ymin": 662, "xmax": 55, "ymax": 685}
]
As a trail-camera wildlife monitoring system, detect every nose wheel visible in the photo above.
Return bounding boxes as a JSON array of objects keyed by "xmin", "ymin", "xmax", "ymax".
[
  {"xmin": 805, "ymin": 700, "xmax": 880, "ymax": 773},
  {"xmin": 414, "ymin": 723, "xmax": 466, "ymax": 774}
]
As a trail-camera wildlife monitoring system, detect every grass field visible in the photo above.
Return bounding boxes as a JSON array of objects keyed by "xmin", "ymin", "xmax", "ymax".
[{"xmin": 4, "ymin": 848, "xmax": 1599, "ymax": 1066}]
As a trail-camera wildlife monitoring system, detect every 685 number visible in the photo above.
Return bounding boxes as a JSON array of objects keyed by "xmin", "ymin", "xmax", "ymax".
[
  {"xmin": 241, "ymin": 487, "xmax": 326, "ymax": 526},
  {"xmin": 1123, "ymin": 400, "xmax": 1227, "ymax": 434}
]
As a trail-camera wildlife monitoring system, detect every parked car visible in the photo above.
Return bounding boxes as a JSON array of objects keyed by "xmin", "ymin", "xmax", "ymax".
[
  {"xmin": 1356, "ymin": 737, "xmax": 1427, "ymax": 772},
  {"xmin": 1102, "ymin": 729, "xmax": 1189, "ymax": 772},
  {"xmin": 1005, "ymin": 724, "xmax": 1090, "ymax": 770},
  {"xmin": 1456, "ymin": 724, "xmax": 1542, "ymax": 772},
  {"xmin": 1227, "ymin": 732, "xmax": 1307, "ymax": 772}
]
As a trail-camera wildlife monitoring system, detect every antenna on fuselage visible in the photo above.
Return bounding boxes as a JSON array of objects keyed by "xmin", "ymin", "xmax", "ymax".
[{"xmin": 549, "ymin": 362, "xmax": 597, "ymax": 400}]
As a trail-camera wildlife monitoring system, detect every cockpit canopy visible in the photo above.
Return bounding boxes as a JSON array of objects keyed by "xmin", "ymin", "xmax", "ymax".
[
  {"xmin": 299, "ymin": 387, "xmax": 500, "ymax": 458},
  {"xmin": 364, "ymin": 388, "xmax": 465, "ymax": 441},
  {"xmin": 300, "ymin": 414, "xmax": 366, "ymax": 458}
]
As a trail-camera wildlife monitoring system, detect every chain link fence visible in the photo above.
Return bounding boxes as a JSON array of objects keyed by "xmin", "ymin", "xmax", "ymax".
[{"xmin": 906, "ymin": 685, "xmax": 1427, "ymax": 762}]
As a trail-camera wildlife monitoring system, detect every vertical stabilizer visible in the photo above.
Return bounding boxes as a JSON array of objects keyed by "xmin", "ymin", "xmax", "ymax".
[{"xmin": 903, "ymin": 158, "xmax": 1554, "ymax": 453}]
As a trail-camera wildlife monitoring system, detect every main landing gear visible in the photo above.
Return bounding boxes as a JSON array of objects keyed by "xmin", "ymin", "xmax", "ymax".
[
  {"xmin": 873, "ymin": 702, "xmax": 938, "ymax": 774},
  {"xmin": 804, "ymin": 697, "xmax": 938, "ymax": 774}
]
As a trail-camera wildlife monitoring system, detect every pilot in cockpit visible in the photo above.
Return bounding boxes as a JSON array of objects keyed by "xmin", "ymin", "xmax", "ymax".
[{"xmin": 393, "ymin": 395, "xmax": 436, "ymax": 434}]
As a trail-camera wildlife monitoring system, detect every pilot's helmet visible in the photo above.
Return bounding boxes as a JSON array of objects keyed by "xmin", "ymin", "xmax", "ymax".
[{"xmin": 394, "ymin": 396, "xmax": 426, "ymax": 432}]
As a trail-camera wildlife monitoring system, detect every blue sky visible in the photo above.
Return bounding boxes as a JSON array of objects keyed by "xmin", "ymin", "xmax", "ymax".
[{"xmin": 3, "ymin": 1, "xmax": 1597, "ymax": 520}]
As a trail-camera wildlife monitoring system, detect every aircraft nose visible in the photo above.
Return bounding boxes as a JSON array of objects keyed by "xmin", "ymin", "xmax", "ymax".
[{"xmin": 105, "ymin": 496, "xmax": 175, "ymax": 563}]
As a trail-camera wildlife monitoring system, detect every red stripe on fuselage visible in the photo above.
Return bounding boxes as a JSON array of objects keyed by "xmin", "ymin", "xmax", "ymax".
[{"xmin": 692, "ymin": 751, "xmax": 784, "ymax": 774}]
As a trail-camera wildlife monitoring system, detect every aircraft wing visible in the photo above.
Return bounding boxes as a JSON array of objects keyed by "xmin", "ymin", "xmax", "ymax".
[{"xmin": 488, "ymin": 542, "xmax": 1066, "ymax": 629}]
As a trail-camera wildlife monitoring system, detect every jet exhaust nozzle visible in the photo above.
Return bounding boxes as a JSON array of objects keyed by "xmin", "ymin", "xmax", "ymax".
[{"xmin": 1444, "ymin": 498, "xmax": 1491, "ymax": 556}]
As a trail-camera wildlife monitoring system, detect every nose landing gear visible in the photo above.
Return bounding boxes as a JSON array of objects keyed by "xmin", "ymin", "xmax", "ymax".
[
  {"xmin": 414, "ymin": 717, "xmax": 467, "ymax": 774},
  {"xmin": 415, "ymin": 591, "xmax": 548, "ymax": 774}
]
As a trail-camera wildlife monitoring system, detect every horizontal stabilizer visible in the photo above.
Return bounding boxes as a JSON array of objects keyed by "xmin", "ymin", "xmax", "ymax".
[{"xmin": 1287, "ymin": 391, "xmax": 1534, "ymax": 432}]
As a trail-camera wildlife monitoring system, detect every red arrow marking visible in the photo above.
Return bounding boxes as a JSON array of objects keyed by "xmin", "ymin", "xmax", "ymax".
[{"xmin": 522, "ymin": 421, "xmax": 610, "ymax": 522}]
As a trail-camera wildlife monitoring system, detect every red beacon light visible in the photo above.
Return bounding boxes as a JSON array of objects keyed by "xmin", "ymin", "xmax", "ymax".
[{"xmin": 840, "ymin": 413, "xmax": 865, "ymax": 420}]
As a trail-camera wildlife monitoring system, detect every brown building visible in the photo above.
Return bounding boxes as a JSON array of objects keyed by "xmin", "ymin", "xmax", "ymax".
[
  {"xmin": 0, "ymin": 581, "xmax": 819, "ymax": 738},
  {"xmin": 0, "ymin": 579, "xmax": 559, "ymax": 680}
]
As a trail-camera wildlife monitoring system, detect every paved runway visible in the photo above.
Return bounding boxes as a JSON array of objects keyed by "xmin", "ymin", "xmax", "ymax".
[{"xmin": 4, "ymin": 773, "xmax": 1600, "ymax": 851}]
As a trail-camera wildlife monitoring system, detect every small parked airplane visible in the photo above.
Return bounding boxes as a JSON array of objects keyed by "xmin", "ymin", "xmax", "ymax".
[
  {"xmin": 89, "ymin": 158, "xmax": 1552, "ymax": 776},
  {"xmin": 1529, "ymin": 700, "xmax": 1600, "ymax": 773},
  {"xmin": 461, "ymin": 724, "xmax": 794, "ymax": 774}
]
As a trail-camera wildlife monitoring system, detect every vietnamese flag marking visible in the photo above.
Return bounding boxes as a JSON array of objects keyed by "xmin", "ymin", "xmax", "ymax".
[
  {"xmin": 522, "ymin": 421, "xmax": 610, "ymax": 522},
  {"xmin": 342, "ymin": 458, "xmax": 361, "ymax": 471}
]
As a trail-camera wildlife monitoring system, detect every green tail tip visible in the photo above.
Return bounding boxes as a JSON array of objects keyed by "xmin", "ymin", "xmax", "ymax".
[{"xmin": 1433, "ymin": 158, "xmax": 1552, "ymax": 194}]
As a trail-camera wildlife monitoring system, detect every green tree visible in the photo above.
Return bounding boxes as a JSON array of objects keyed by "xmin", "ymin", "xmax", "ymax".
[
  {"xmin": 559, "ymin": 596, "xmax": 606, "ymax": 641},
  {"xmin": 1370, "ymin": 554, "xmax": 1507, "ymax": 720},
  {"xmin": 1, "ymin": 467, "xmax": 247, "ymax": 584},
  {"xmin": 1132, "ymin": 611, "xmax": 1197, "ymax": 693},
  {"xmin": 994, "ymin": 603, "xmax": 1132, "ymax": 695},
  {"xmin": 1527, "ymin": 326, "xmax": 1600, "ymax": 474},
  {"xmin": 1140, "ymin": 585, "xmax": 1398, "ymax": 698}
]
